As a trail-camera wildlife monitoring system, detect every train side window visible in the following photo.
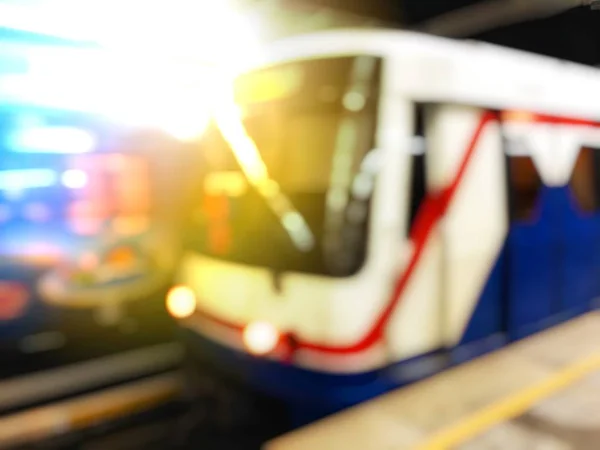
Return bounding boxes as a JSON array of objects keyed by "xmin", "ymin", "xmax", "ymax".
[
  {"xmin": 408, "ymin": 105, "xmax": 427, "ymax": 233},
  {"xmin": 507, "ymin": 156, "xmax": 542, "ymax": 222},
  {"xmin": 569, "ymin": 147, "xmax": 600, "ymax": 214}
]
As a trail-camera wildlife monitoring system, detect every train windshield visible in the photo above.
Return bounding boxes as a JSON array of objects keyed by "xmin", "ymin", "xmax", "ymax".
[{"xmin": 188, "ymin": 56, "xmax": 382, "ymax": 276}]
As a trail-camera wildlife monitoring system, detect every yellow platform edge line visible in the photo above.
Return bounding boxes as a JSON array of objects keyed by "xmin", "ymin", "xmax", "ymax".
[
  {"xmin": 412, "ymin": 353, "xmax": 600, "ymax": 450},
  {"xmin": 0, "ymin": 372, "xmax": 182, "ymax": 448}
]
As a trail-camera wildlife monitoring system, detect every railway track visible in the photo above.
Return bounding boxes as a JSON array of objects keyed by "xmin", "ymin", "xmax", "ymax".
[{"xmin": 1, "ymin": 367, "xmax": 289, "ymax": 450}]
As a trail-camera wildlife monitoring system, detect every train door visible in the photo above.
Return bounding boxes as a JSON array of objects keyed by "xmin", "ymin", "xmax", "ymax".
[
  {"xmin": 423, "ymin": 105, "xmax": 508, "ymax": 355},
  {"xmin": 503, "ymin": 123, "xmax": 600, "ymax": 339},
  {"xmin": 389, "ymin": 103, "xmax": 507, "ymax": 362}
]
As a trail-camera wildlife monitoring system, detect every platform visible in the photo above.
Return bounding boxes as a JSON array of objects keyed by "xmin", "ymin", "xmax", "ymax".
[{"xmin": 265, "ymin": 312, "xmax": 600, "ymax": 449}]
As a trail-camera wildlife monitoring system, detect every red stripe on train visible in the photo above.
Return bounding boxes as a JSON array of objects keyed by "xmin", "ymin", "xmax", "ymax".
[
  {"xmin": 190, "ymin": 110, "xmax": 497, "ymax": 356},
  {"xmin": 192, "ymin": 108, "xmax": 600, "ymax": 356},
  {"xmin": 295, "ymin": 111, "xmax": 498, "ymax": 354}
]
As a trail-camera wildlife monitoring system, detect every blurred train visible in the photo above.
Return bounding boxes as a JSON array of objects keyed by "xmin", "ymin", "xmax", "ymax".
[
  {"xmin": 169, "ymin": 28, "xmax": 600, "ymax": 425},
  {"xmin": 0, "ymin": 104, "xmax": 186, "ymax": 412},
  {"xmin": 0, "ymin": 34, "xmax": 196, "ymax": 419}
]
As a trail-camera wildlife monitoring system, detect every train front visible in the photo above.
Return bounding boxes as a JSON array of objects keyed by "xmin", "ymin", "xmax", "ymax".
[{"xmin": 169, "ymin": 54, "xmax": 386, "ymax": 423}]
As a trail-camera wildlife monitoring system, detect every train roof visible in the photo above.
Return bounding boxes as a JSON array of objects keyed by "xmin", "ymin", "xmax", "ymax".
[{"xmin": 259, "ymin": 28, "xmax": 600, "ymax": 121}]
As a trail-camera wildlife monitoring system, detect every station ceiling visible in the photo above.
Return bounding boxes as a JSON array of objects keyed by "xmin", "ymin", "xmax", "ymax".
[{"xmin": 285, "ymin": 0, "xmax": 600, "ymax": 65}]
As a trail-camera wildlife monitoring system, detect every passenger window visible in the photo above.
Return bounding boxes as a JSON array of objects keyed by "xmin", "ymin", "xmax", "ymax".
[
  {"xmin": 569, "ymin": 147, "xmax": 600, "ymax": 214},
  {"xmin": 508, "ymin": 156, "xmax": 542, "ymax": 222},
  {"xmin": 408, "ymin": 106, "xmax": 426, "ymax": 233}
]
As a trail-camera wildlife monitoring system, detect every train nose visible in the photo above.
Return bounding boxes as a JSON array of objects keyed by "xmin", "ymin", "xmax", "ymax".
[{"xmin": 166, "ymin": 285, "xmax": 196, "ymax": 319}]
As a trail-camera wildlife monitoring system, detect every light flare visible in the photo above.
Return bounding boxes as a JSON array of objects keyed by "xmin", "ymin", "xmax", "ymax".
[
  {"xmin": 166, "ymin": 285, "xmax": 197, "ymax": 319},
  {"xmin": 243, "ymin": 321, "xmax": 280, "ymax": 356},
  {"xmin": 213, "ymin": 93, "xmax": 316, "ymax": 251}
]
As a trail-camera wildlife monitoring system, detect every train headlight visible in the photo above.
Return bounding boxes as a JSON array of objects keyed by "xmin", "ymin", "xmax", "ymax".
[
  {"xmin": 166, "ymin": 285, "xmax": 196, "ymax": 319},
  {"xmin": 243, "ymin": 321, "xmax": 279, "ymax": 356}
]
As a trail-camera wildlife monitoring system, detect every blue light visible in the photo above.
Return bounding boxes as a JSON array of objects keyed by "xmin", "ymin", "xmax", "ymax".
[
  {"xmin": 9, "ymin": 125, "xmax": 96, "ymax": 154},
  {"xmin": 0, "ymin": 169, "xmax": 58, "ymax": 190}
]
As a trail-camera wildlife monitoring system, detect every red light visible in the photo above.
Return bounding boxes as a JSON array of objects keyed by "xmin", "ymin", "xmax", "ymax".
[{"xmin": 0, "ymin": 282, "xmax": 29, "ymax": 321}]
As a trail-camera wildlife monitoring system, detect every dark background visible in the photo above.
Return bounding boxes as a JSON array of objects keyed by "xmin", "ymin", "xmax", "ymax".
[{"xmin": 285, "ymin": 1, "xmax": 600, "ymax": 65}]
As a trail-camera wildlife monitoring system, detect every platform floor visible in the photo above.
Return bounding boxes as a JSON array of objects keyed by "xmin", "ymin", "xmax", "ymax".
[{"xmin": 265, "ymin": 312, "xmax": 600, "ymax": 450}]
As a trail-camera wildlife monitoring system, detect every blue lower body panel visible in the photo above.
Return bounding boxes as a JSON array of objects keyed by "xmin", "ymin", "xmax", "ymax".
[
  {"xmin": 180, "ymin": 327, "xmax": 388, "ymax": 416},
  {"xmin": 179, "ymin": 327, "xmax": 509, "ymax": 426}
]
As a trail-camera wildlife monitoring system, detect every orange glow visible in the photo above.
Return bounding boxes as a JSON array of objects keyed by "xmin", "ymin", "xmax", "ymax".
[
  {"xmin": 208, "ymin": 223, "xmax": 232, "ymax": 255},
  {"xmin": 203, "ymin": 194, "xmax": 232, "ymax": 255},
  {"xmin": 105, "ymin": 246, "xmax": 136, "ymax": 268},
  {"xmin": 112, "ymin": 157, "xmax": 151, "ymax": 216},
  {"xmin": 111, "ymin": 216, "xmax": 150, "ymax": 236},
  {"xmin": 502, "ymin": 110, "xmax": 536, "ymax": 122},
  {"xmin": 203, "ymin": 194, "xmax": 229, "ymax": 220}
]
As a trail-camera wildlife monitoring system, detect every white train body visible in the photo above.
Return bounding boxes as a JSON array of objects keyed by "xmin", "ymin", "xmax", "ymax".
[{"xmin": 173, "ymin": 29, "xmax": 600, "ymax": 411}]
